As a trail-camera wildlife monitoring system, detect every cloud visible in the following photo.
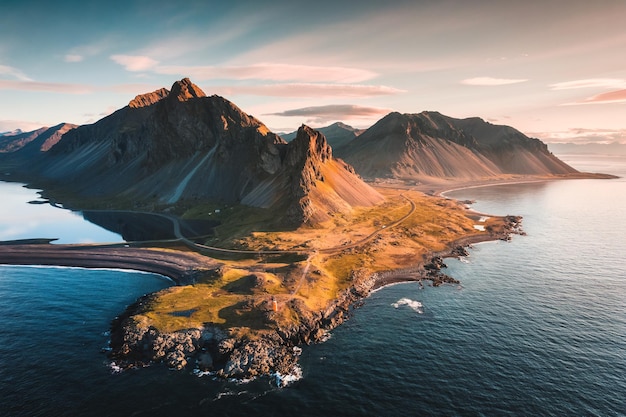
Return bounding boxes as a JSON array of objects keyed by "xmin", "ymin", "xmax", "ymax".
[
  {"xmin": 550, "ymin": 78, "xmax": 626, "ymax": 90},
  {"xmin": 64, "ymin": 54, "xmax": 84, "ymax": 63},
  {"xmin": 528, "ymin": 128, "xmax": 626, "ymax": 144},
  {"xmin": 110, "ymin": 54, "xmax": 159, "ymax": 72},
  {"xmin": 579, "ymin": 89, "xmax": 626, "ymax": 104},
  {"xmin": 0, "ymin": 64, "xmax": 32, "ymax": 81},
  {"xmin": 461, "ymin": 77, "xmax": 528, "ymax": 86},
  {"xmin": 562, "ymin": 89, "xmax": 626, "ymax": 106},
  {"xmin": 156, "ymin": 62, "xmax": 377, "ymax": 83},
  {"xmin": 213, "ymin": 83, "xmax": 405, "ymax": 98},
  {"xmin": 268, "ymin": 104, "xmax": 391, "ymax": 120},
  {"xmin": 0, "ymin": 80, "xmax": 93, "ymax": 94}
]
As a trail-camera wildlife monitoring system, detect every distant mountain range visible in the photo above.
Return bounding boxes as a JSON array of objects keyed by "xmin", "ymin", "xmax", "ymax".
[
  {"xmin": 333, "ymin": 111, "xmax": 576, "ymax": 181},
  {"xmin": 280, "ymin": 122, "xmax": 365, "ymax": 150},
  {"xmin": 0, "ymin": 78, "xmax": 583, "ymax": 225},
  {"xmin": 0, "ymin": 123, "xmax": 76, "ymax": 154}
]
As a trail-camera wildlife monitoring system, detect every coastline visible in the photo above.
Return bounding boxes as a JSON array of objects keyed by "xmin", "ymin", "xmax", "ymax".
[
  {"xmin": 0, "ymin": 243, "xmax": 219, "ymax": 285},
  {"xmin": 399, "ymin": 172, "xmax": 618, "ymax": 197},
  {"xmin": 0, "ymin": 177, "xmax": 528, "ymax": 383}
]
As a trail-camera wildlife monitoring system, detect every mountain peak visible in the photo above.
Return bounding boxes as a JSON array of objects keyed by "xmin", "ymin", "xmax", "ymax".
[
  {"xmin": 169, "ymin": 78, "xmax": 206, "ymax": 102},
  {"xmin": 129, "ymin": 88, "xmax": 170, "ymax": 108},
  {"xmin": 293, "ymin": 124, "xmax": 332, "ymax": 162}
]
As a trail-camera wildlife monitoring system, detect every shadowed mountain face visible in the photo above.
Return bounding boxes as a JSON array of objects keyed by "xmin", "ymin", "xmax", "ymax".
[
  {"xmin": 5, "ymin": 79, "xmax": 382, "ymax": 226},
  {"xmin": 0, "ymin": 123, "xmax": 77, "ymax": 154},
  {"xmin": 336, "ymin": 111, "xmax": 577, "ymax": 181}
]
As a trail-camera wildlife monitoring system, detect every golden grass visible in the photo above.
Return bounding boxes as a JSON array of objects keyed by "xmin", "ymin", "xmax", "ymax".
[{"xmin": 135, "ymin": 187, "xmax": 506, "ymax": 336}]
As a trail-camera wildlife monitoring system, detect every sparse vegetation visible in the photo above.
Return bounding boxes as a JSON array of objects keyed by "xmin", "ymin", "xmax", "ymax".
[{"xmin": 134, "ymin": 187, "xmax": 501, "ymax": 338}]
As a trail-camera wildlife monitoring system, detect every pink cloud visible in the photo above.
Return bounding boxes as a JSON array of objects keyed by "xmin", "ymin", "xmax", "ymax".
[
  {"xmin": 110, "ymin": 54, "xmax": 159, "ymax": 72},
  {"xmin": 562, "ymin": 89, "xmax": 626, "ymax": 106},
  {"xmin": 213, "ymin": 83, "xmax": 405, "ymax": 98},
  {"xmin": 0, "ymin": 80, "xmax": 93, "ymax": 94},
  {"xmin": 583, "ymin": 89, "xmax": 626, "ymax": 104},
  {"xmin": 156, "ymin": 63, "xmax": 377, "ymax": 83},
  {"xmin": 549, "ymin": 78, "xmax": 626, "ymax": 90},
  {"xmin": 461, "ymin": 77, "xmax": 528, "ymax": 86}
]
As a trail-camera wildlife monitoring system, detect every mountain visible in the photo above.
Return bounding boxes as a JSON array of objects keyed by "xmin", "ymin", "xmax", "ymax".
[
  {"xmin": 0, "ymin": 128, "xmax": 23, "ymax": 136},
  {"xmin": 0, "ymin": 123, "xmax": 76, "ymax": 154},
  {"xmin": 336, "ymin": 111, "xmax": 577, "ymax": 181},
  {"xmin": 281, "ymin": 122, "xmax": 365, "ymax": 149},
  {"xmin": 6, "ymin": 78, "xmax": 381, "ymax": 226}
]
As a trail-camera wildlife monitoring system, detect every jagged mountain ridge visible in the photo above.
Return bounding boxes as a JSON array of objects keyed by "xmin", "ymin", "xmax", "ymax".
[
  {"xmin": 8, "ymin": 78, "xmax": 382, "ymax": 225},
  {"xmin": 0, "ymin": 123, "xmax": 77, "ymax": 154},
  {"xmin": 336, "ymin": 111, "xmax": 577, "ymax": 181},
  {"xmin": 281, "ymin": 122, "xmax": 364, "ymax": 150}
]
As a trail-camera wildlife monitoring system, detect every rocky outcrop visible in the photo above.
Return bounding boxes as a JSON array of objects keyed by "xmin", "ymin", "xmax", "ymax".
[{"xmin": 129, "ymin": 87, "xmax": 169, "ymax": 108}]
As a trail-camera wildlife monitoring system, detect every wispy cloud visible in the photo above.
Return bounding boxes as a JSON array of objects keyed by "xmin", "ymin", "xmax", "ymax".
[
  {"xmin": 563, "ymin": 89, "xmax": 626, "ymax": 106},
  {"xmin": 120, "ymin": 61, "xmax": 378, "ymax": 83},
  {"xmin": 461, "ymin": 77, "xmax": 528, "ymax": 86},
  {"xmin": 108, "ymin": 45, "xmax": 379, "ymax": 82},
  {"xmin": 64, "ymin": 54, "xmax": 84, "ymax": 63},
  {"xmin": 110, "ymin": 54, "xmax": 159, "ymax": 72},
  {"xmin": 0, "ymin": 64, "xmax": 32, "ymax": 81},
  {"xmin": 529, "ymin": 127, "xmax": 626, "ymax": 144},
  {"xmin": 0, "ymin": 80, "xmax": 93, "ymax": 94},
  {"xmin": 213, "ymin": 83, "xmax": 405, "ymax": 98},
  {"xmin": 550, "ymin": 78, "xmax": 626, "ymax": 90},
  {"xmin": 267, "ymin": 104, "xmax": 391, "ymax": 122}
]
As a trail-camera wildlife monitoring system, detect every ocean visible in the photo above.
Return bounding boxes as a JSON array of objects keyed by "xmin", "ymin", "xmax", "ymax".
[{"xmin": 1, "ymin": 154, "xmax": 625, "ymax": 416}]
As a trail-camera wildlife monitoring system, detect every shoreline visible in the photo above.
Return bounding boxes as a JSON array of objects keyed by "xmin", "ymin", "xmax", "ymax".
[
  {"xmin": 399, "ymin": 172, "xmax": 619, "ymax": 197},
  {"xmin": 0, "ymin": 180, "xmax": 526, "ymax": 383},
  {"xmin": 0, "ymin": 244, "xmax": 218, "ymax": 285},
  {"xmin": 370, "ymin": 218, "xmax": 521, "ymax": 292}
]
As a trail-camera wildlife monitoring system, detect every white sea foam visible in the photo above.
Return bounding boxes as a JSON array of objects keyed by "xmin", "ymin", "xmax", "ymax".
[
  {"xmin": 392, "ymin": 298, "xmax": 424, "ymax": 313},
  {"xmin": 0, "ymin": 264, "xmax": 175, "ymax": 282},
  {"xmin": 193, "ymin": 369, "xmax": 216, "ymax": 378},
  {"xmin": 272, "ymin": 364, "xmax": 303, "ymax": 387},
  {"xmin": 108, "ymin": 362, "xmax": 122, "ymax": 373}
]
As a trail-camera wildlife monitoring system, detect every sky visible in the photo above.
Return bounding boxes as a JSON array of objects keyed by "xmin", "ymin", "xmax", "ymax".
[{"xmin": 1, "ymin": 0, "xmax": 625, "ymax": 144}]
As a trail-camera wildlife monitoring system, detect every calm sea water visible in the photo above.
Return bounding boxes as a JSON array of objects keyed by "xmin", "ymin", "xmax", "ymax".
[
  {"xmin": 0, "ymin": 182, "xmax": 121, "ymax": 243},
  {"xmin": 1, "ymin": 155, "xmax": 625, "ymax": 416}
]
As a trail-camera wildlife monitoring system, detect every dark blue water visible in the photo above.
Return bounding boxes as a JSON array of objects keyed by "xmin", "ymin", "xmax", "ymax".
[{"xmin": 1, "ymin": 155, "xmax": 625, "ymax": 416}]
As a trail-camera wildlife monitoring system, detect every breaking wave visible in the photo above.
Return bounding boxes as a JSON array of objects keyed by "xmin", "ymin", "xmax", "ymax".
[{"xmin": 391, "ymin": 298, "xmax": 424, "ymax": 313}]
